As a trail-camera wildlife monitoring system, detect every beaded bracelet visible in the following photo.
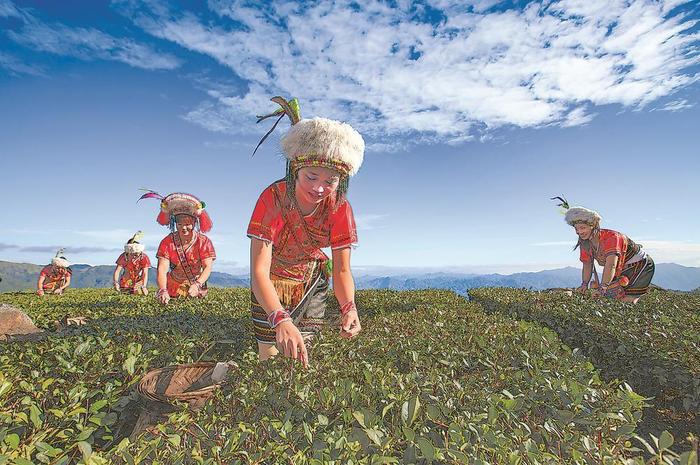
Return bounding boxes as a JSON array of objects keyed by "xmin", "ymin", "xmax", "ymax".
[
  {"xmin": 340, "ymin": 300, "xmax": 357, "ymax": 316},
  {"xmin": 267, "ymin": 309, "xmax": 292, "ymax": 329}
]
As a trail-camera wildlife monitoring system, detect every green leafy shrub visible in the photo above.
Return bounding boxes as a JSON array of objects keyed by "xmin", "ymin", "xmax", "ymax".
[
  {"xmin": 0, "ymin": 288, "xmax": 694, "ymax": 464},
  {"xmin": 470, "ymin": 287, "xmax": 700, "ymax": 453}
]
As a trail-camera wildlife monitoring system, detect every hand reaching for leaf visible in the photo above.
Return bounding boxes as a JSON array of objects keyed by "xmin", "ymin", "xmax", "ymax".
[
  {"xmin": 340, "ymin": 309, "xmax": 361, "ymax": 339},
  {"xmin": 275, "ymin": 320, "xmax": 309, "ymax": 368}
]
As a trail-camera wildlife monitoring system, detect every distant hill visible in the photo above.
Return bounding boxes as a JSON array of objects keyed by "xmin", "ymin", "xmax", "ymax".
[
  {"xmin": 2, "ymin": 260, "xmax": 699, "ymax": 292},
  {"xmin": 0, "ymin": 260, "xmax": 248, "ymax": 292},
  {"xmin": 354, "ymin": 263, "xmax": 700, "ymax": 293}
]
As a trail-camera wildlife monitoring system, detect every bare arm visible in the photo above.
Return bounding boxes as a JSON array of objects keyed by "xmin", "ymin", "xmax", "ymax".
[
  {"xmin": 250, "ymin": 238, "xmax": 284, "ymax": 314},
  {"xmin": 332, "ymin": 247, "xmax": 355, "ymax": 306},
  {"xmin": 156, "ymin": 257, "xmax": 170, "ymax": 304},
  {"xmin": 602, "ymin": 255, "xmax": 618, "ymax": 286},
  {"xmin": 140, "ymin": 267, "xmax": 149, "ymax": 287},
  {"xmin": 250, "ymin": 238, "xmax": 308, "ymax": 367},
  {"xmin": 196, "ymin": 258, "xmax": 214, "ymax": 284},
  {"xmin": 581, "ymin": 260, "xmax": 592, "ymax": 286},
  {"xmin": 113, "ymin": 265, "xmax": 123, "ymax": 288},
  {"xmin": 333, "ymin": 247, "xmax": 361, "ymax": 338},
  {"xmin": 59, "ymin": 274, "xmax": 71, "ymax": 292},
  {"xmin": 37, "ymin": 275, "xmax": 45, "ymax": 291},
  {"xmin": 157, "ymin": 257, "xmax": 169, "ymax": 290}
]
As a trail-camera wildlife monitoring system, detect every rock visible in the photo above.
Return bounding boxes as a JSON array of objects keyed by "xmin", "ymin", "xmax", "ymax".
[{"xmin": 0, "ymin": 304, "xmax": 43, "ymax": 341}]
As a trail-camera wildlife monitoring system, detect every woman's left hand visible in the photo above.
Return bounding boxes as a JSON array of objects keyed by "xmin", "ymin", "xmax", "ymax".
[
  {"xmin": 188, "ymin": 282, "xmax": 201, "ymax": 297},
  {"xmin": 340, "ymin": 310, "xmax": 361, "ymax": 339}
]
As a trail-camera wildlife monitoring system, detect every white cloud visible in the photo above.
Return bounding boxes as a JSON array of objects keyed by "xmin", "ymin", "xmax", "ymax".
[
  {"xmin": 531, "ymin": 241, "xmax": 575, "ymax": 247},
  {"xmin": 0, "ymin": 51, "xmax": 44, "ymax": 76},
  {"xmin": 639, "ymin": 240, "xmax": 700, "ymax": 265},
  {"xmin": 656, "ymin": 98, "xmax": 695, "ymax": 112},
  {"xmin": 4, "ymin": 0, "xmax": 181, "ymax": 70},
  {"xmin": 112, "ymin": 0, "xmax": 699, "ymax": 145},
  {"xmin": 354, "ymin": 213, "xmax": 389, "ymax": 231},
  {"xmin": 0, "ymin": 0, "xmax": 21, "ymax": 18}
]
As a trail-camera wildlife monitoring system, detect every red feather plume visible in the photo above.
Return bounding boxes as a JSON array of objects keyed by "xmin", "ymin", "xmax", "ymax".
[
  {"xmin": 156, "ymin": 210, "xmax": 170, "ymax": 226},
  {"xmin": 198, "ymin": 211, "xmax": 213, "ymax": 233}
]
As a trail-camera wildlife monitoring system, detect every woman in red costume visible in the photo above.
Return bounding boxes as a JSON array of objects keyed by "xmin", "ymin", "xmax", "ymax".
[
  {"xmin": 113, "ymin": 231, "xmax": 151, "ymax": 295},
  {"xmin": 554, "ymin": 197, "xmax": 655, "ymax": 303},
  {"xmin": 36, "ymin": 249, "xmax": 71, "ymax": 296},
  {"xmin": 248, "ymin": 97, "xmax": 364, "ymax": 368},
  {"xmin": 139, "ymin": 191, "xmax": 216, "ymax": 305}
]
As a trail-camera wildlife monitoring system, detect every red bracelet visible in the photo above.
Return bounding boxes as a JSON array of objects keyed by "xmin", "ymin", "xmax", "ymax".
[
  {"xmin": 267, "ymin": 309, "xmax": 292, "ymax": 328},
  {"xmin": 340, "ymin": 300, "xmax": 357, "ymax": 315}
]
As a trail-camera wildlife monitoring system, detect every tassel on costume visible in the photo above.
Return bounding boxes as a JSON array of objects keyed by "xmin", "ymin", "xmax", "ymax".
[{"xmin": 271, "ymin": 276, "xmax": 304, "ymax": 309}]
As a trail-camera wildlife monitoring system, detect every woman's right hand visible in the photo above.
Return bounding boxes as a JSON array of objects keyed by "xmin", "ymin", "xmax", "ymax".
[
  {"xmin": 576, "ymin": 284, "xmax": 588, "ymax": 294},
  {"xmin": 36, "ymin": 289, "xmax": 44, "ymax": 296},
  {"xmin": 157, "ymin": 289, "xmax": 170, "ymax": 305},
  {"xmin": 275, "ymin": 320, "xmax": 309, "ymax": 368}
]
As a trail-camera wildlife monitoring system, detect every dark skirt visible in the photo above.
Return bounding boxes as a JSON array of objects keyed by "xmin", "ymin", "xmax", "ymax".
[
  {"xmin": 251, "ymin": 265, "xmax": 329, "ymax": 344},
  {"xmin": 621, "ymin": 256, "xmax": 655, "ymax": 296}
]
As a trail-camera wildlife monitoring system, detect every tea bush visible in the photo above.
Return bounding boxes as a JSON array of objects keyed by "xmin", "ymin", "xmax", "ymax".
[{"xmin": 0, "ymin": 288, "xmax": 696, "ymax": 464}]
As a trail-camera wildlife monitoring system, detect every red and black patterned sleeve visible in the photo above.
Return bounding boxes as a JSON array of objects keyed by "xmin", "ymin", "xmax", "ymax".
[
  {"xmin": 599, "ymin": 230, "xmax": 625, "ymax": 259},
  {"xmin": 116, "ymin": 253, "xmax": 127, "ymax": 267},
  {"xmin": 247, "ymin": 185, "xmax": 284, "ymax": 244},
  {"xmin": 199, "ymin": 236, "xmax": 216, "ymax": 260},
  {"xmin": 156, "ymin": 236, "xmax": 176, "ymax": 262},
  {"xmin": 329, "ymin": 200, "xmax": 358, "ymax": 250}
]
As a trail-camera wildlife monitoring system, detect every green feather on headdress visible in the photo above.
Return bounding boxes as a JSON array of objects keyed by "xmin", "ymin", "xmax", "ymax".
[
  {"xmin": 550, "ymin": 196, "xmax": 570, "ymax": 215},
  {"xmin": 127, "ymin": 230, "xmax": 144, "ymax": 244},
  {"xmin": 252, "ymin": 96, "xmax": 302, "ymax": 156}
]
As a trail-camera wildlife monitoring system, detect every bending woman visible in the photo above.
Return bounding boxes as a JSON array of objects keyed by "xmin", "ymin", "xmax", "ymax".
[
  {"xmin": 247, "ymin": 97, "xmax": 363, "ymax": 367},
  {"xmin": 563, "ymin": 204, "xmax": 655, "ymax": 303},
  {"xmin": 140, "ymin": 191, "xmax": 216, "ymax": 305}
]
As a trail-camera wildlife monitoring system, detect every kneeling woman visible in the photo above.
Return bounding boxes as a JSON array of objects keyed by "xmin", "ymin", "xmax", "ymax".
[
  {"xmin": 562, "ymin": 203, "xmax": 655, "ymax": 303},
  {"xmin": 113, "ymin": 231, "xmax": 151, "ymax": 294},
  {"xmin": 248, "ymin": 97, "xmax": 363, "ymax": 367},
  {"xmin": 140, "ymin": 191, "xmax": 216, "ymax": 305}
]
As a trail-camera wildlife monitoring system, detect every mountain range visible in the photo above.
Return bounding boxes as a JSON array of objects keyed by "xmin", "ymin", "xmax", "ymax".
[{"xmin": 2, "ymin": 260, "xmax": 699, "ymax": 293}]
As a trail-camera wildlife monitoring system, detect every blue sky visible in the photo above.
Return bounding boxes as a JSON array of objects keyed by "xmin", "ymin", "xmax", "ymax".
[{"xmin": 1, "ymin": 0, "xmax": 699, "ymax": 275}]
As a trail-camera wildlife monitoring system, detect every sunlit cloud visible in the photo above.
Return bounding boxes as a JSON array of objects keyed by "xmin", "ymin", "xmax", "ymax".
[{"xmin": 112, "ymin": 0, "xmax": 699, "ymax": 148}]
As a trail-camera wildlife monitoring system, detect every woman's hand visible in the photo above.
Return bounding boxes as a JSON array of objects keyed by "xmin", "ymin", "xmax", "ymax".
[
  {"xmin": 113, "ymin": 282, "xmax": 120, "ymax": 292},
  {"xmin": 54, "ymin": 288, "xmax": 64, "ymax": 295},
  {"xmin": 157, "ymin": 288, "xmax": 170, "ymax": 305},
  {"xmin": 188, "ymin": 282, "xmax": 201, "ymax": 297},
  {"xmin": 275, "ymin": 320, "xmax": 309, "ymax": 368},
  {"xmin": 340, "ymin": 309, "xmax": 361, "ymax": 339},
  {"xmin": 36, "ymin": 289, "xmax": 44, "ymax": 296},
  {"xmin": 575, "ymin": 283, "xmax": 588, "ymax": 294}
]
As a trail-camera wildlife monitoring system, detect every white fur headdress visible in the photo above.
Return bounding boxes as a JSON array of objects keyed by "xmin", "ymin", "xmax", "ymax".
[
  {"xmin": 551, "ymin": 196, "xmax": 602, "ymax": 227},
  {"xmin": 254, "ymin": 97, "xmax": 365, "ymax": 177},
  {"xmin": 124, "ymin": 231, "xmax": 145, "ymax": 254},
  {"xmin": 51, "ymin": 248, "xmax": 70, "ymax": 268},
  {"xmin": 565, "ymin": 207, "xmax": 602, "ymax": 226},
  {"xmin": 281, "ymin": 117, "xmax": 365, "ymax": 177}
]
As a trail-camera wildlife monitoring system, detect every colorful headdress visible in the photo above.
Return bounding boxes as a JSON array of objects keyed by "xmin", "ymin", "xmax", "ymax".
[
  {"xmin": 551, "ymin": 196, "xmax": 602, "ymax": 226},
  {"xmin": 124, "ymin": 231, "xmax": 145, "ymax": 254},
  {"xmin": 254, "ymin": 97, "xmax": 365, "ymax": 197},
  {"xmin": 51, "ymin": 248, "xmax": 70, "ymax": 268},
  {"xmin": 138, "ymin": 190, "xmax": 213, "ymax": 233}
]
